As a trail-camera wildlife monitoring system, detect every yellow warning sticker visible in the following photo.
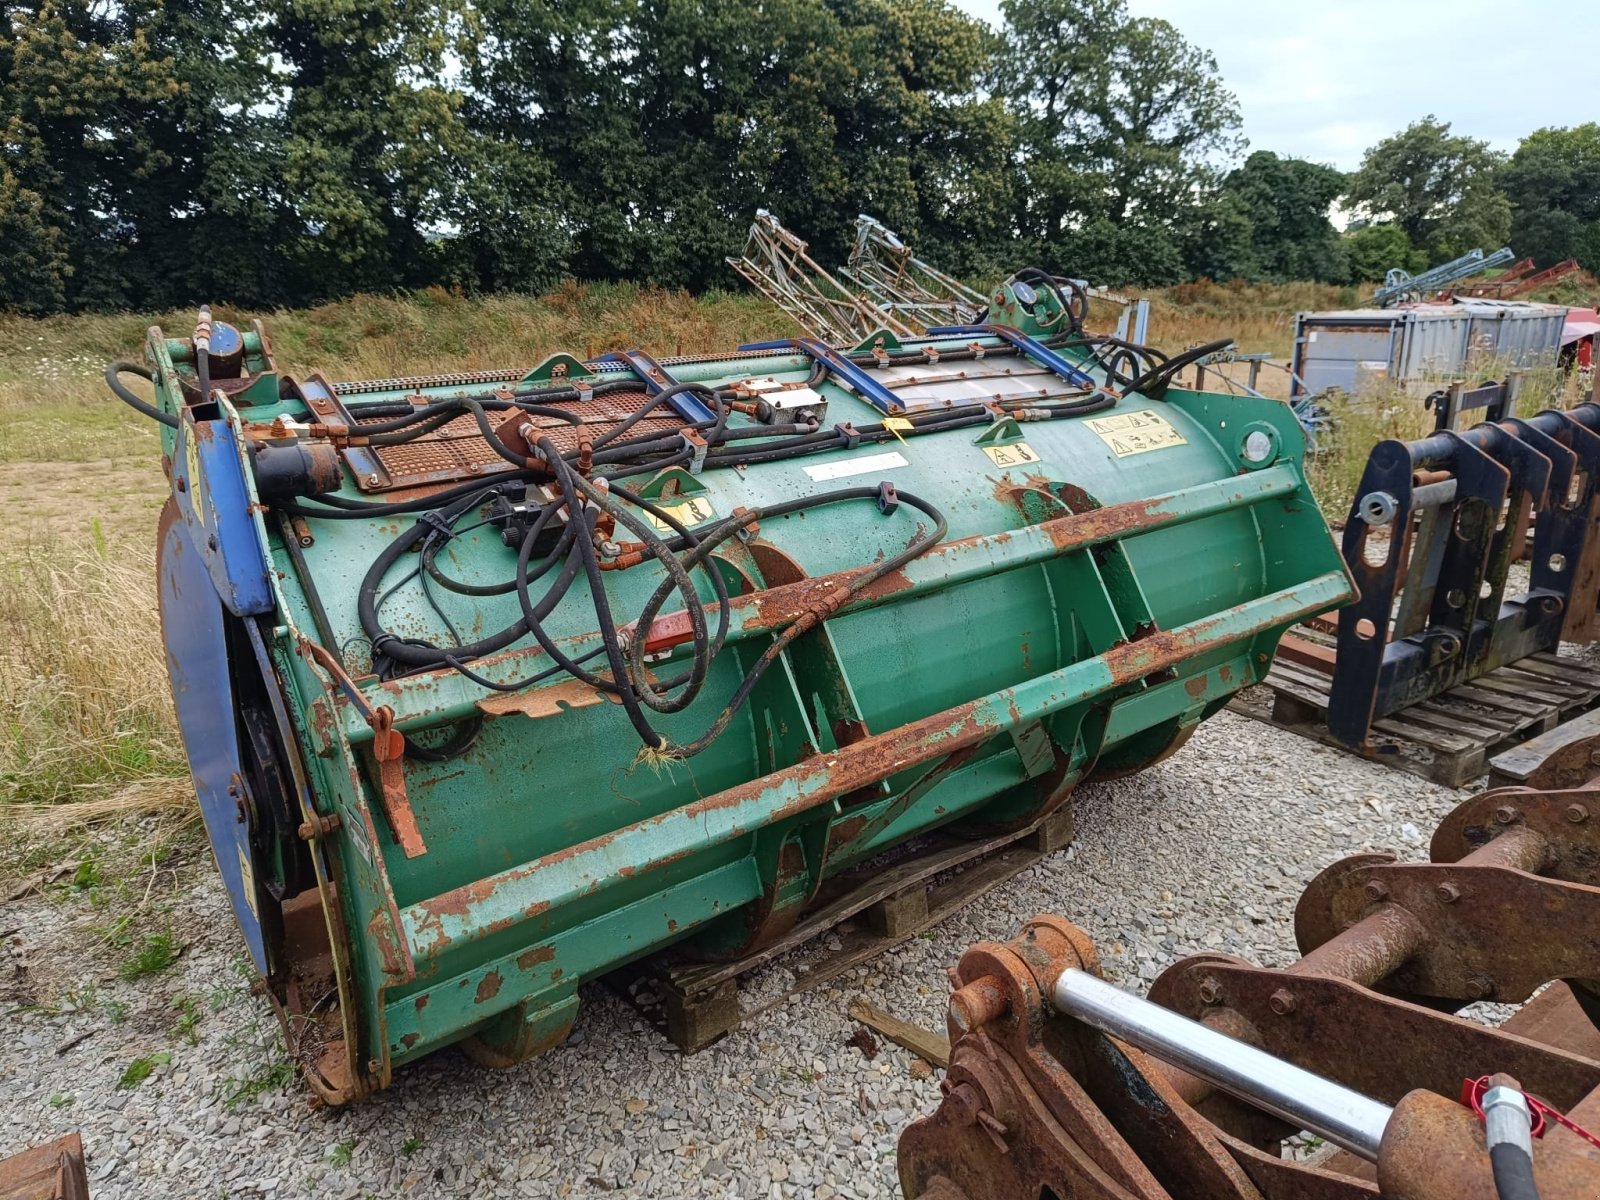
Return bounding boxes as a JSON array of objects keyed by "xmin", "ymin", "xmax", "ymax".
[
  {"xmin": 882, "ymin": 417, "xmax": 913, "ymax": 444},
  {"xmin": 1085, "ymin": 409, "xmax": 1188, "ymax": 457},
  {"xmin": 237, "ymin": 845, "xmax": 258, "ymax": 918},
  {"xmin": 981, "ymin": 441, "xmax": 1042, "ymax": 468},
  {"xmin": 646, "ymin": 495, "xmax": 717, "ymax": 533}
]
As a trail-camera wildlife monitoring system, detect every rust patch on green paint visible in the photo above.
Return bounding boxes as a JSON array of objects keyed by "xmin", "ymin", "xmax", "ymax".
[
  {"xmin": 516, "ymin": 946, "xmax": 555, "ymax": 970},
  {"xmin": 476, "ymin": 970, "xmax": 503, "ymax": 1003}
]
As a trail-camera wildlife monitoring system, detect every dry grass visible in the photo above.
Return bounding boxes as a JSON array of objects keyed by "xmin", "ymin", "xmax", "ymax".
[{"xmin": 0, "ymin": 535, "xmax": 186, "ymax": 814}]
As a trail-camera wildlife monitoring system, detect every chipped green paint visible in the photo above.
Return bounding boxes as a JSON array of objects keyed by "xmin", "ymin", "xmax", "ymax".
[{"xmin": 146, "ymin": 306, "xmax": 1354, "ymax": 1099}]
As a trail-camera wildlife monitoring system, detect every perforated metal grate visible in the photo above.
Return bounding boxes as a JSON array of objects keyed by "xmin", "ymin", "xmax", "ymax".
[{"xmin": 351, "ymin": 390, "xmax": 684, "ymax": 491}]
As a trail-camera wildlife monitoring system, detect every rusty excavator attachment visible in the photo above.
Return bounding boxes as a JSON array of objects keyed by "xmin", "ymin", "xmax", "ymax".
[{"xmin": 899, "ymin": 733, "xmax": 1600, "ymax": 1199}]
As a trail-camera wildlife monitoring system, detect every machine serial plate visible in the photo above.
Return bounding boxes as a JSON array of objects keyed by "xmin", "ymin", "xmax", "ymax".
[{"xmin": 1085, "ymin": 410, "xmax": 1187, "ymax": 458}]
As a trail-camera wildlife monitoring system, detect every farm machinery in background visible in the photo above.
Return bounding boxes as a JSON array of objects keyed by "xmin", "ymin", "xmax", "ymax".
[
  {"xmin": 897, "ymin": 720, "xmax": 1600, "ymax": 1200},
  {"xmin": 726, "ymin": 210, "xmax": 1153, "ymax": 347},
  {"xmin": 1372, "ymin": 247, "xmax": 1520, "ymax": 308},
  {"xmin": 1369, "ymin": 245, "xmax": 1582, "ymax": 307}
]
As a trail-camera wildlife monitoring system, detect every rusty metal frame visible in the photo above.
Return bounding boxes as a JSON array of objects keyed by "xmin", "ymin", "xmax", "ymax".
[
  {"xmin": 841, "ymin": 214, "xmax": 987, "ymax": 332},
  {"xmin": 901, "ymin": 739, "xmax": 1600, "ymax": 1198},
  {"xmin": 725, "ymin": 210, "xmax": 914, "ymax": 344}
]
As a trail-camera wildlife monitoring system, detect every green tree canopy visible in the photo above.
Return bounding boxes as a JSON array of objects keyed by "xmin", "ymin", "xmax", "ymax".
[
  {"xmin": 1215, "ymin": 151, "xmax": 1347, "ymax": 282},
  {"xmin": 995, "ymin": 0, "xmax": 1241, "ymax": 284},
  {"xmin": 1501, "ymin": 123, "xmax": 1600, "ymax": 273},
  {"xmin": 1345, "ymin": 116, "xmax": 1510, "ymax": 262}
]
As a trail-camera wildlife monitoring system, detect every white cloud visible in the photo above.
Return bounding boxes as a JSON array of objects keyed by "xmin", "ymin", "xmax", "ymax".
[{"xmin": 953, "ymin": 0, "xmax": 1598, "ymax": 169}]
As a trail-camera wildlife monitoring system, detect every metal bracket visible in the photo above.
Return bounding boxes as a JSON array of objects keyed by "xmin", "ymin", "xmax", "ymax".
[
  {"xmin": 602, "ymin": 348, "xmax": 717, "ymax": 425},
  {"xmin": 791, "ymin": 337, "xmax": 902, "ymax": 414},
  {"xmin": 518, "ymin": 352, "xmax": 595, "ymax": 389}
]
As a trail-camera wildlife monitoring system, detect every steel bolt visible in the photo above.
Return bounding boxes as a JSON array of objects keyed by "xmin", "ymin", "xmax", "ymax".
[
  {"xmin": 1197, "ymin": 978, "xmax": 1223, "ymax": 1005},
  {"xmin": 1436, "ymin": 882, "xmax": 1461, "ymax": 904},
  {"xmin": 1589, "ymin": 748, "xmax": 1600, "ymax": 767},
  {"xmin": 1364, "ymin": 879, "xmax": 1390, "ymax": 902},
  {"xmin": 1493, "ymin": 806, "xmax": 1519, "ymax": 825},
  {"xmin": 944, "ymin": 1082, "xmax": 985, "ymax": 1129},
  {"xmin": 298, "ymin": 812, "xmax": 342, "ymax": 840},
  {"xmin": 948, "ymin": 976, "xmax": 1008, "ymax": 1032},
  {"xmin": 1268, "ymin": 988, "xmax": 1297, "ymax": 1016},
  {"xmin": 366, "ymin": 473, "xmax": 380, "ymax": 486},
  {"xmin": 1567, "ymin": 804, "xmax": 1590, "ymax": 824}
]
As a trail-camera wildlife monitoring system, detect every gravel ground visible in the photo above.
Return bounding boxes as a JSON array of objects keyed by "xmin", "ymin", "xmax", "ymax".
[{"xmin": 1, "ymin": 706, "xmax": 1470, "ymax": 1198}]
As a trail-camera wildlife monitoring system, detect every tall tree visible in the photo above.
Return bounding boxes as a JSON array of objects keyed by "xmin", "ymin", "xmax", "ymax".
[
  {"xmin": 1345, "ymin": 116, "xmax": 1510, "ymax": 262},
  {"xmin": 995, "ymin": 0, "xmax": 1242, "ymax": 285},
  {"xmin": 1345, "ymin": 223, "xmax": 1426, "ymax": 283},
  {"xmin": 1500, "ymin": 124, "xmax": 1600, "ymax": 273},
  {"xmin": 1, "ymin": 0, "xmax": 175, "ymax": 310},
  {"xmin": 1215, "ymin": 151, "xmax": 1347, "ymax": 282},
  {"xmin": 263, "ymin": 0, "xmax": 473, "ymax": 298},
  {"xmin": 464, "ymin": 0, "xmax": 1009, "ymax": 291}
]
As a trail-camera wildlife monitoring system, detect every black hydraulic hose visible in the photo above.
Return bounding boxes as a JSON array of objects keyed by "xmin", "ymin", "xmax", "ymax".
[
  {"xmin": 281, "ymin": 471, "xmax": 530, "ymax": 518},
  {"xmin": 574, "ymin": 475, "xmax": 731, "ymax": 713},
  {"xmin": 106, "ymin": 361, "xmax": 179, "ymax": 429},
  {"xmin": 1126, "ymin": 339, "xmax": 1235, "ymax": 399},
  {"xmin": 537, "ymin": 448, "xmax": 666, "ymax": 747},
  {"xmin": 358, "ymin": 489, "xmax": 539, "ymax": 667},
  {"xmin": 1489, "ymin": 1144, "xmax": 1540, "ymax": 1200},
  {"xmin": 560, "ymin": 458, "xmax": 722, "ymax": 709},
  {"xmin": 422, "ymin": 506, "xmax": 550, "ymax": 597},
  {"xmin": 509, "ymin": 505, "xmax": 622, "ymax": 689},
  {"xmin": 638, "ymin": 488, "xmax": 948, "ymax": 759},
  {"xmin": 591, "ymin": 381, "xmax": 729, "ymax": 450}
]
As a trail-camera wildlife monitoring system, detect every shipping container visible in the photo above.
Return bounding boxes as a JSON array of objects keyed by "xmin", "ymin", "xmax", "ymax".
[{"xmin": 1290, "ymin": 300, "xmax": 1568, "ymax": 398}]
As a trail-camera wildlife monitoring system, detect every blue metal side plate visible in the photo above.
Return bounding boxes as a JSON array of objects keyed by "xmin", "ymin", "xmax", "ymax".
[
  {"xmin": 157, "ymin": 501, "xmax": 269, "ymax": 973},
  {"xmin": 172, "ymin": 411, "xmax": 272, "ymax": 616}
]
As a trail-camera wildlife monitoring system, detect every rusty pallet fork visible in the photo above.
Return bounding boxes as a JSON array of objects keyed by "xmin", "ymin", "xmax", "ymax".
[{"xmin": 897, "ymin": 734, "xmax": 1600, "ymax": 1199}]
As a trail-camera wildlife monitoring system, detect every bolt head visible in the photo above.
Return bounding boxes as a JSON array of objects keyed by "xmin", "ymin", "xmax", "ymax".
[
  {"xmin": 1467, "ymin": 975, "xmax": 1495, "ymax": 1001},
  {"xmin": 1567, "ymin": 804, "xmax": 1590, "ymax": 824},
  {"xmin": 1268, "ymin": 988, "xmax": 1297, "ymax": 1016},
  {"xmin": 1197, "ymin": 978, "xmax": 1223, "ymax": 1005},
  {"xmin": 1364, "ymin": 879, "xmax": 1389, "ymax": 902},
  {"xmin": 1493, "ymin": 806, "xmax": 1519, "ymax": 825},
  {"xmin": 1436, "ymin": 882, "xmax": 1461, "ymax": 904}
]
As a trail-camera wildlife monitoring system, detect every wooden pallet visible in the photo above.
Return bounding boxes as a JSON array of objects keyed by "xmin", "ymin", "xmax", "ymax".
[
  {"xmin": 1489, "ymin": 704, "xmax": 1600, "ymax": 789},
  {"xmin": 604, "ymin": 803, "xmax": 1075, "ymax": 1053},
  {"xmin": 1232, "ymin": 641, "xmax": 1600, "ymax": 788}
]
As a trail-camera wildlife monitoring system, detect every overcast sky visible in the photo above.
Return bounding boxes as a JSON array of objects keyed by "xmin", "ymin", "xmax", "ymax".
[{"xmin": 951, "ymin": 0, "xmax": 1596, "ymax": 171}]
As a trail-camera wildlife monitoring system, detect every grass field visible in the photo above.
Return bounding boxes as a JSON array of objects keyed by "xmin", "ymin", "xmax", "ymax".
[{"xmin": 1, "ymin": 278, "xmax": 1594, "ymax": 827}]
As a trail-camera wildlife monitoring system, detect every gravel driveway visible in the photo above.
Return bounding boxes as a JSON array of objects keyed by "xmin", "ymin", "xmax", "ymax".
[{"xmin": 1, "ymin": 707, "xmax": 1465, "ymax": 1198}]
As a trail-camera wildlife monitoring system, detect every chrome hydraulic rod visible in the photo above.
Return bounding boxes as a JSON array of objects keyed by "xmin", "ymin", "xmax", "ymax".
[{"xmin": 1052, "ymin": 968, "xmax": 1394, "ymax": 1160}]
